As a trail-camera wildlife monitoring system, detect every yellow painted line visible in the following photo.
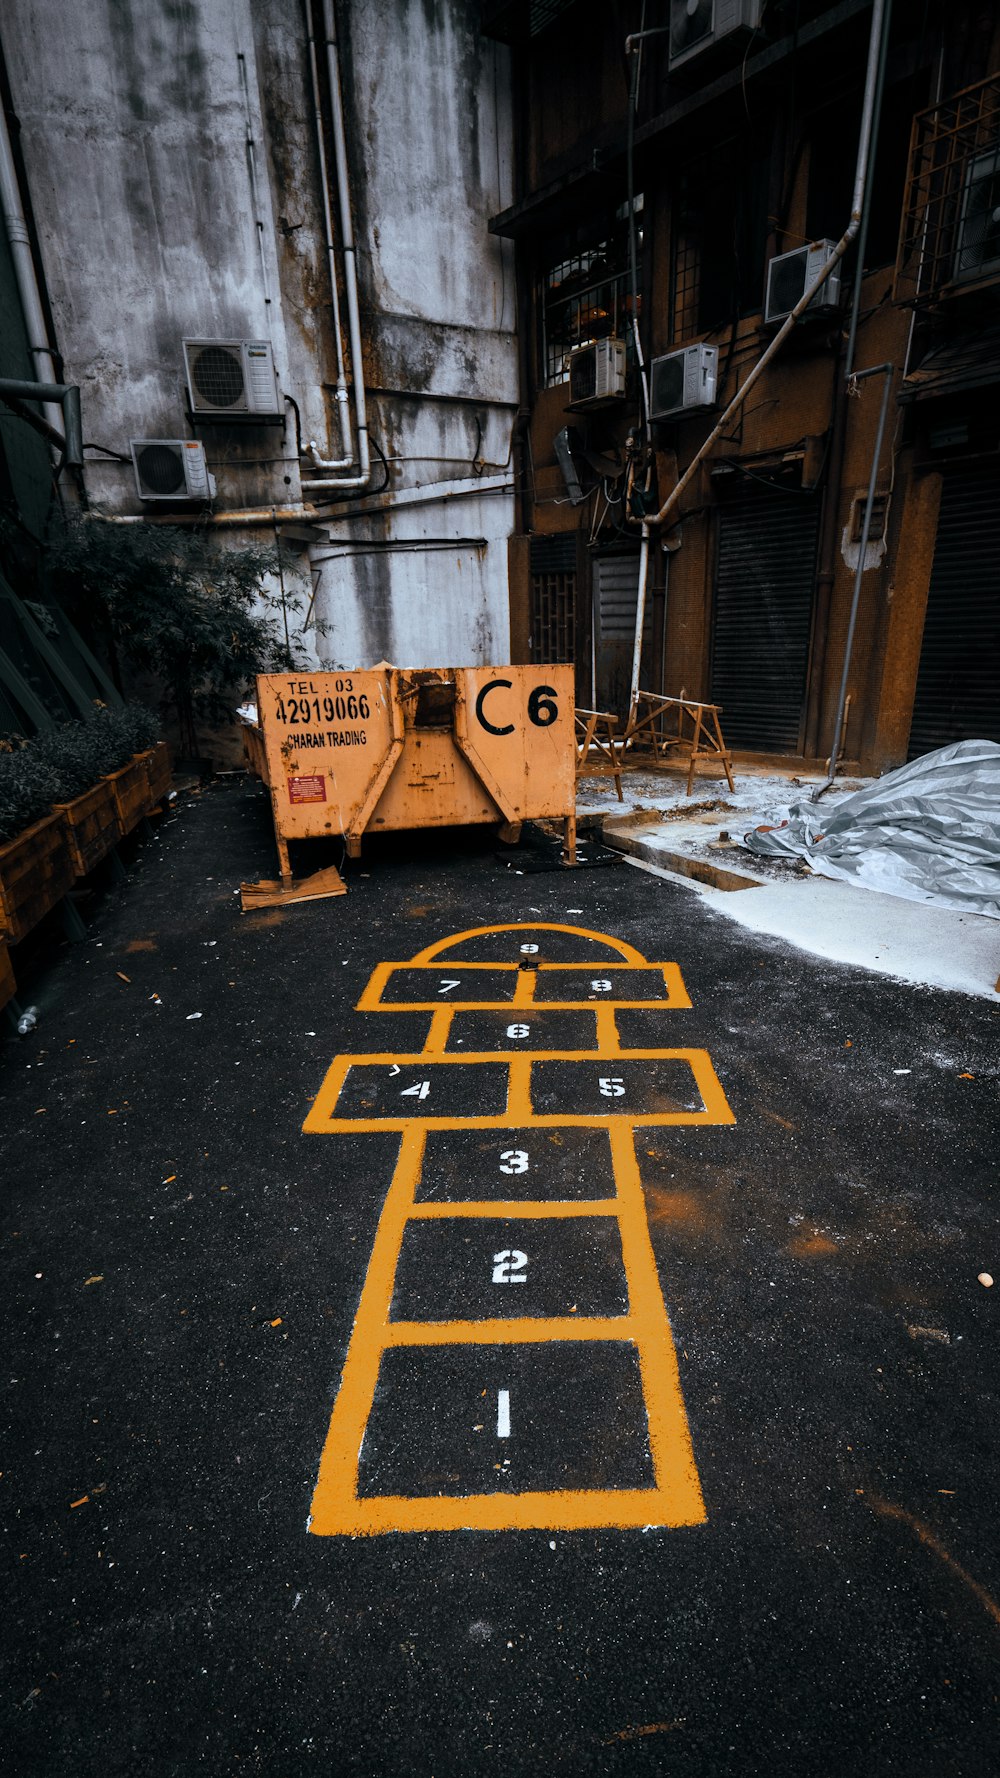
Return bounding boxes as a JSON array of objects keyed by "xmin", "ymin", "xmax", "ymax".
[
  {"xmin": 313, "ymin": 1487, "xmax": 705, "ymax": 1537},
  {"xmin": 608, "ymin": 1122, "xmax": 705, "ymax": 1521},
  {"xmin": 384, "ymin": 1315, "xmax": 631, "ymax": 1344},
  {"xmin": 410, "ymin": 922, "xmax": 651, "ymax": 966},
  {"xmin": 422, "ymin": 1007, "xmax": 453, "ymax": 1055},
  {"xmin": 308, "ymin": 1125, "xmax": 424, "ymax": 1527},
  {"xmin": 408, "ymin": 1199, "xmax": 620, "ymax": 1219}
]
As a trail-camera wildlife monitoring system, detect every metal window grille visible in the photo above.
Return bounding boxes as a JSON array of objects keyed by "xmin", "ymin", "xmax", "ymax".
[
  {"xmin": 530, "ymin": 536, "xmax": 576, "ymax": 662},
  {"xmin": 538, "ymin": 205, "xmax": 641, "ymax": 388},
  {"xmin": 895, "ymin": 74, "xmax": 1000, "ymax": 306},
  {"xmin": 530, "ymin": 569, "xmax": 576, "ymax": 661}
]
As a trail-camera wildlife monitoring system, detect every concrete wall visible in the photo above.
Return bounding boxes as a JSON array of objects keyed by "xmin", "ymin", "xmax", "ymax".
[{"xmin": 1, "ymin": 0, "xmax": 517, "ymax": 671}]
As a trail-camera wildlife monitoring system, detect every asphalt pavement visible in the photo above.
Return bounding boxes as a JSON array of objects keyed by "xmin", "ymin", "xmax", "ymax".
[{"xmin": 2, "ymin": 778, "xmax": 999, "ymax": 1777}]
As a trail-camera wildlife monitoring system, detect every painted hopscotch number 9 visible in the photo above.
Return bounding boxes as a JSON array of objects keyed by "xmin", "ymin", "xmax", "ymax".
[{"xmin": 493, "ymin": 1249, "xmax": 528, "ymax": 1284}]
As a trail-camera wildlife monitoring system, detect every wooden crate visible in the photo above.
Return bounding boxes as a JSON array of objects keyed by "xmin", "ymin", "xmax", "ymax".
[
  {"xmin": 0, "ymin": 939, "xmax": 15, "ymax": 1015},
  {"xmin": 53, "ymin": 778, "xmax": 121, "ymax": 877},
  {"xmin": 143, "ymin": 741, "xmax": 172, "ymax": 805},
  {"xmin": 0, "ymin": 811, "xmax": 74, "ymax": 945},
  {"xmin": 106, "ymin": 755, "xmax": 154, "ymax": 834}
]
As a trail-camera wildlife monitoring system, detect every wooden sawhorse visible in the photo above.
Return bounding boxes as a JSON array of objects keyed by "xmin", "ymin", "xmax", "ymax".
[{"xmin": 626, "ymin": 692, "xmax": 735, "ymax": 796}]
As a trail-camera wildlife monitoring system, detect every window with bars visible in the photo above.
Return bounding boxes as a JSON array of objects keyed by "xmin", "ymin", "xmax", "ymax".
[
  {"xmin": 529, "ymin": 536, "xmax": 576, "ymax": 662},
  {"xmin": 896, "ymin": 74, "xmax": 1000, "ymax": 305},
  {"xmin": 537, "ymin": 199, "xmax": 642, "ymax": 388},
  {"xmin": 671, "ymin": 140, "xmax": 769, "ymax": 341}
]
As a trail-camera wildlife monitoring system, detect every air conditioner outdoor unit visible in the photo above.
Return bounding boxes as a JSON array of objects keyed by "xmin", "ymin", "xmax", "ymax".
[
  {"xmin": 650, "ymin": 344, "xmax": 718, "ymax": 420},
  {"xmin": 668, "ymin": 0, "xmax": 763, "ymax": 71},
  {"xmin": 183, "ymin": 338, "xmax": 281, "ymax": 419},
  {"xmin": 954, "ymin": 146, "xmax": 1000, "ymax": 283},
  {"xmin": 130, "ymin": 438, "xmax": 215, "ymax": 502},
  {"xmin": 567, "ymin": 339, "xmax": 626, "ymax": 409},
  {"xmin": 764, "ymin": 240, "xmax": 842, "ymax": 325}
]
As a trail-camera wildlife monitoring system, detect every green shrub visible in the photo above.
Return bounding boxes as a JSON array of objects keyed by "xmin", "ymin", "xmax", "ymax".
[{"xmin": 0, "ymin": 704, "xmax": 161, "ymax": 844}]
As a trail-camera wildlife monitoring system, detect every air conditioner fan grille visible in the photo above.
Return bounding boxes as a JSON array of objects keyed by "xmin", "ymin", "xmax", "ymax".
[
  {"xmin": 136, "ymin": 443, "xmax": 185, "ymax": 496},
  {"xmin": 192, "ymin": 345, "xmax": 245, "ymax": 409}
]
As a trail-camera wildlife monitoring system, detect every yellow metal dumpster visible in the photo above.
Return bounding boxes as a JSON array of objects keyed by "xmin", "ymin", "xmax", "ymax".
[{"xmin": 241, "ymin": 664, "xmax": 576, "ymax": 907}]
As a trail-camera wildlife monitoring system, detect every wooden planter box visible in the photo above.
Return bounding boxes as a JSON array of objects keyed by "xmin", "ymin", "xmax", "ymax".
[
  {"xmin": 143, "ymin": 741, "xmax": 172, "ymax": 805},
  {"xmin": 0, "ymin": 811, "xmax": 74, "ymax": 945},
  {"xmin": 53, "ymin": 778, "xmax": 121, "ymax": 878},
  {"xmin": 106, "ymin": 755, "xmax": 154, "ymax": 835},
  {"xmin": 0, "ymin": 939, "xmax": 15, "ymax": 1015}
]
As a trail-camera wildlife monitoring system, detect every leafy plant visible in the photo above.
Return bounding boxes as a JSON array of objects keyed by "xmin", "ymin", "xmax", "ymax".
[
  {"xmin": 45, "ymin": 519, "xmax": 302, "ymax": 757},
  {"xmin": 0, "ymin": 704, "xmax": 161, "ymax": 843}
]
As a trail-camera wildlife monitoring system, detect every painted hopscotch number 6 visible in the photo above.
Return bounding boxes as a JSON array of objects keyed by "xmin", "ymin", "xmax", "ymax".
[
  {"xmin": 493, "ymin": 1249, "xmax": 528, "ymax": 1284},
  {"xmin": 499, "ymin": 1149, "xmax": 529, "ymax": 1175},
  {"xmin": 507, "ymin": 1023, "xmax": 530, "ymax": 1039}
]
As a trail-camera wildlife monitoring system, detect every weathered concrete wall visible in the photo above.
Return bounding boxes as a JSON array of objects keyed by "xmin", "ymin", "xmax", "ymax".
[
  {"xmin": 2, "ymin": 0, "xmax": 517, "ymax": 670},
  {"xmin": 310, "ymin": 0, "xmax": 517, "ymax": 666}
]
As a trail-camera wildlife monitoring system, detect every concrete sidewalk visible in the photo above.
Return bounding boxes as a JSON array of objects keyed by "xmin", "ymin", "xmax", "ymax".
[{"xmin": 578, "ymin": 760, "xmax": 1000, "ymax": 1003}]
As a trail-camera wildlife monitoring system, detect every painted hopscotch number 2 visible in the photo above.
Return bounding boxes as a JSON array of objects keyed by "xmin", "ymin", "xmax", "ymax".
[{"xmin": 304, "ymin": 920, "xmax": 736, "ymax": 1535}]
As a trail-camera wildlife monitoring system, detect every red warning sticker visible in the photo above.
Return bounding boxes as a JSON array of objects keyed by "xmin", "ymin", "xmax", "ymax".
[{"xmin": 288, "ymin": 774, "xmax": 327, "ymax": 805}]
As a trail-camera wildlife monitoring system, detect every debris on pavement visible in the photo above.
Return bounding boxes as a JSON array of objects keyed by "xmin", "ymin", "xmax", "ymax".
[{"xmin": 743, "ymin": 740, "xmax": 1000, "ymax": 918}]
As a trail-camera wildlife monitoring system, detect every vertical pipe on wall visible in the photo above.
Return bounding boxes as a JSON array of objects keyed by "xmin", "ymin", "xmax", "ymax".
[
  {"xmin": 302, "ymin": 0, "xmax": 371, "ymax": 493},
  {"xmin": 0, "ymin": 92, "xmax": 63, "ymax": 447},
  {"xmin": 304, "ymin": 0, "xmax": 352, "ymax": 461}
]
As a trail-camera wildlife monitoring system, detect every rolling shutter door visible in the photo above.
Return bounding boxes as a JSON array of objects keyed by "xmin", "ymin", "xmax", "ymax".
[
  {"xmin": 593, "ymin": 553, "xmax": 651, "ymax": 720},
  {"xmin": 908, "ymin": 466, "xmax": 1000, "ymax": 758},
  {"xmin": 710, "ymin": 485, "xmax": 821, "ymax": 751}
]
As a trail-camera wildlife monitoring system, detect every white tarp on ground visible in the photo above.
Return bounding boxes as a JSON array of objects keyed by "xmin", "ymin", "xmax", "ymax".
[{"xmin": 742, "ymin": 740, "xmax": 1000, "ymax": 919}]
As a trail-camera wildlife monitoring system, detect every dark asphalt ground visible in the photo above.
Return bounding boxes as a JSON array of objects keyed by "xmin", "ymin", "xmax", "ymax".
[{"xmin": 2, "ymin": 778, "xmax": 999, "ymax": 1777}]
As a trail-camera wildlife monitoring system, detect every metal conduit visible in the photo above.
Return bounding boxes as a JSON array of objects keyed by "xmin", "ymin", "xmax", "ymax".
[
  {"xmin": 627, "ymin": 0, "xmax": 893, "ymax": 723},
  {"xmin": 302, "ymin": 0, "xmax": 371, "ymax": 494}
]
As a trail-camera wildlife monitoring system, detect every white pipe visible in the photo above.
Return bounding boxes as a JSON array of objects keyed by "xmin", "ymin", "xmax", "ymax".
[
  {"xmin": 0, "ymin": 97, "xmax": 63, "ymax": 445},
  {"xmin": 303, "ymin": 0, "xmax": 371, "ymax": 493},
  {"xmin": 628, "ymin": 0, "xmax": 891, "ymax": 722},
  {"xmin": 627, "ymin": 525, "xmax": 650, "ymax": 724},
  {"xmin": 644, "ymin": 0, "xmax": 889, "ymax": 535},
  {"xmin": 306, "ymin": 471, "xmax": 512, "ymax": 517},
  {"xmin": 237, "ymin": 52, "xmax": 272, "ymax": 311},
  {"xmin": 304, "ymin": 0, "xmax": 352, "ymax": 460}
]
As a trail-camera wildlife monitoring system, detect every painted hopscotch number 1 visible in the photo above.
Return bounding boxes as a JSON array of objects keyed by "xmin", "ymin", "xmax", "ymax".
[{"xmin": 303, "ymin": 920, "xmax": 736, "ymax": 1535}]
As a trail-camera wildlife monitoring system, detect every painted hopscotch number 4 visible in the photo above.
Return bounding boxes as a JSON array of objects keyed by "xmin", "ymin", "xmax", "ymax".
[{"xmin": 304, "ymin": 920, "xmax": 736, "ymax": 1535}]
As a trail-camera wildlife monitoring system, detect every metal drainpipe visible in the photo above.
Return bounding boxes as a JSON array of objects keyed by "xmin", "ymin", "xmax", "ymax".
[
  {"xmin": 811, "ymin": 361, "xmax": 894, "ymax": 799},
  {"xmin": 0, "ymin": 95, "xmax": 64, "ymax": 447},
  {"xmin": 304, "ymin": 0, "xmax": 353, "ymax": 462},
  {"xmin": 627, "ymin": 0, "xmax": 892, "ymax": 724},
  {"xmin": 301, "ymin": 0, "xmax": 371, "ymax": 493}
]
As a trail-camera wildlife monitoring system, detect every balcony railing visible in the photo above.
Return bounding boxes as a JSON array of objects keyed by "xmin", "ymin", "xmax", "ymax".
[{"xmin": 896, "ymin": 73, "xmax": 1000, "ymax": 306}]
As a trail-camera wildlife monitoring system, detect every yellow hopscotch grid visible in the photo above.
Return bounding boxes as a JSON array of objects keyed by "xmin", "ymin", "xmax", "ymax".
[
  {"xmin": 305, "ymin": 923, "xmax": 733, "ymax": 1535},
  {"xmin": 301, "ymin": 1048, "xmax": 735, "ymax": 1134},
  {"xmin": 357, "ymin": 960, "xmax": 693, "ymax": 1012}
]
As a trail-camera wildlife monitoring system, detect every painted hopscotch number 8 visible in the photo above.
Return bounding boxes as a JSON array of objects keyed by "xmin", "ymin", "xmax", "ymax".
[
  {"xmin": 493, "ymin": 1249, "xmax": 528, "ymax": 1284},
  {"xmin": 499, "ymin": 1149, "xmax": 529, "ymax": 1175},
  {"xmin": 591, "ymin": 979, "xmax": 613, "ymax": 993}
]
